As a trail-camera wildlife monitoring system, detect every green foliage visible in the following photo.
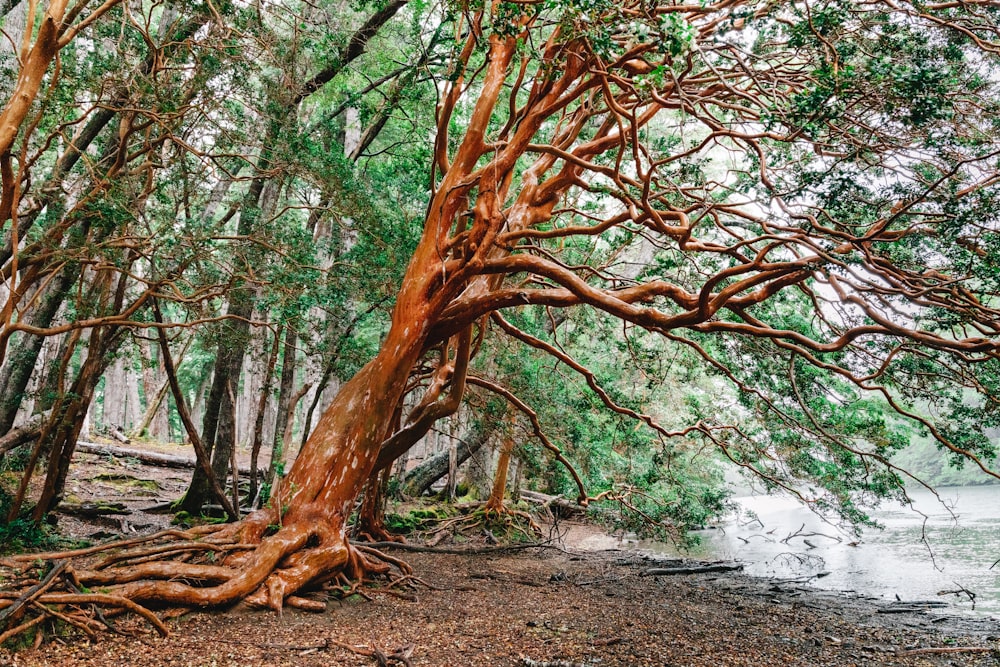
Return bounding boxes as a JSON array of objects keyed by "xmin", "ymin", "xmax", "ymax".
[
  {"xmin": 0, "ymin": 487, "xmax": 78, "ymax": 556},
  {"xmin": 479, "ymin": 306, "xmax": 733, "ymax": 541},
  {"xmin": 384, "ymin": 505, "xmax": 455, "ymax": 534},
  {"xmin": 893, "ymin": 436, "xmax": 1000, "ymax": 488},
  {"xmin": 6, "ymin": 0, "xmax": 1000, "ymax": 553}
]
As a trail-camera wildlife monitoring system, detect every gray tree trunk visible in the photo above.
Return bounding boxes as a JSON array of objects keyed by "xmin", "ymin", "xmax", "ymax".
[{"xmin": 402, "ymin": 428, "xmax": 489, "ymax": 497}]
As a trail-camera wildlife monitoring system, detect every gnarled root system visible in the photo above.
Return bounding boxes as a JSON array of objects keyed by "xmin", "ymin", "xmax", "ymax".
[{"xmin": 0, "ymin": 518, "xmax": 414, "ymax": 646}]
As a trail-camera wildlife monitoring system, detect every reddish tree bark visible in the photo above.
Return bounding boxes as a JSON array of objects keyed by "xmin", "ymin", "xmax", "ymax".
[
  {"xmin": 484, "ymin": 430, "xmax": 515, "ymax": 514},
  {"xmin": 5, "ymin": 1, "xmax": 1000, "ymax": 630}
]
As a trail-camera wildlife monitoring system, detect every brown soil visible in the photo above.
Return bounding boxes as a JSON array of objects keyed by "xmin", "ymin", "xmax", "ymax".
[
  {"xmin": 2, "ymin": 450, "xmax": 999, "ymax": 667},
  {"xmin": 3, "ymin": 544, "xmax": 999, "ymax": 667}
]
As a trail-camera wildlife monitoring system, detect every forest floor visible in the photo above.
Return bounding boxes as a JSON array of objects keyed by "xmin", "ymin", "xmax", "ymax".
[{"xmin": 1, "ymin": 446, "xmax": 999, "ymax": 667}]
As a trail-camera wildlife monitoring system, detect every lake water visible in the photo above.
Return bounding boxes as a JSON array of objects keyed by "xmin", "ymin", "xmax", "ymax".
[{"xmin": 621, "ymin": 485, "xmax": 1000, "ymax": 617}]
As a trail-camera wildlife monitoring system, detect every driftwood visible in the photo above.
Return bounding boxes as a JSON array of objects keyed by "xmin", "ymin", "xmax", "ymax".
[
  {"xmin": 876, "ymin": 600, "xmax": 949, "ymax": 614},
  {"xmin": 76, "ymin": 440, "xmax": 261, "ymax": 476},
  {"xmin": 640, "ymin": 563, "xmax": 743, "ymax": 576}
]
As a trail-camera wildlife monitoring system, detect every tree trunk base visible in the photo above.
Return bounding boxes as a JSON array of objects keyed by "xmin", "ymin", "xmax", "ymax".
[
  {"xmin": 421, "ymin": 501, "xmax": 542, "ymax": 545},
  {"xmin": 0, "ymin": 515, "xmax": 415, "ymax": 644}
]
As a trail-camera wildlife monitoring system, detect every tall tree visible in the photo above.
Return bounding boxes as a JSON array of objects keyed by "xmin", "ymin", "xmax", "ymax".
[{"xmin": 2, "ymin": 0, "xmax": 1000, "ymax": 622}]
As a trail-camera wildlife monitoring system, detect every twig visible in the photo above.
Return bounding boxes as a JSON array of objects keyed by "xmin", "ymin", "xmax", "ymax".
[
  {"xmin": 780, "ymin": 523, "xmax": 842, "ymax": 545},
  {"xmin": 937, "ymin": 582, "xmax": 976, "ymax": 610},
  {"xmin": 29, "ymin": 600, "xmax": 97, "ymax": 640},
  {"xmin": 329, "ymin": 639, "xmax": 415, "ymax": 666}
]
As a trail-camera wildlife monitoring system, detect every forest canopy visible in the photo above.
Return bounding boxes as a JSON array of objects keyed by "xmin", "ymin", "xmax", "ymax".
[{"xmin": 0, "ymin": 0, "xmax": 999, "ymax": 623}]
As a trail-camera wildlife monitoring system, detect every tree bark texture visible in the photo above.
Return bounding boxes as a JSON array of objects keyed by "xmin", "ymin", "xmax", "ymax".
[{"xmin": 402, "ymin": 427, "xmax": 489, "ymax": 497}]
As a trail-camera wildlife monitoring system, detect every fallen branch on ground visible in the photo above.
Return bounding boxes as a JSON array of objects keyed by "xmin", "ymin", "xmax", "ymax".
[
  {"xmin": 519, "ymin": 490, "xmax": 586, "ymax": 517},
  {"xmin": 76, "ymin": 440, "xmax": 262, "ymax": 475},
  {"xmin": 57, "ymin": 501, "xmax": 130, "ymax": 517},
  {"xmin": 640, "ymin": 563, "xmax": 743, "ymax": 576}
]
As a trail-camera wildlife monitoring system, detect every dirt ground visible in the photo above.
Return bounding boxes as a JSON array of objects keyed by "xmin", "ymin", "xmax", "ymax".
[{"xmin": 2, "ymin": 448, "xmax": 999, "ymax": 667}]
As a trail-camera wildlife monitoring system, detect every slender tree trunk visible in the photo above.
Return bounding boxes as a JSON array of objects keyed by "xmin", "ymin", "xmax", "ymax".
[
  {"xmin": 103, "ymin": 357, "xmax": 128, "ymax": 431},
  {"xmin": 353, "ymin": 468, "xmax": 399, "ymax": 542},
  {"xmin": 447, "ymin": 415, "xmax": 458, "ymax": 500},
  {"xmin": 0, "ymin": 263, "xmax": 78, "ymax": 434},
  {"xmin": 134, "ymin": 335, "xmax": 191, "ymax": 439},
  {"xmin": 485, "ymin": 428, "xmax": 515, "ymax": 513},
  {"xmin": 136, "ymin": 336, "xmax": 170, "ymax": 440},
  {"xmin": 249, "ymin": 326, "xmax": 281, "ymax": 504},
  {"xmin": 265, "ymin": 380, "xmax": 310, "ymax": 502},
  {"xmin": 180, "ymin": 286, "xmax": 254, "ymax": 513},
  {"xmin": 31, "ymin": 328, "xmax": 118, "ymax": 520},
  {"xmin": 266, "ymin": 325, "xmax": 298, "ymax": 488}
]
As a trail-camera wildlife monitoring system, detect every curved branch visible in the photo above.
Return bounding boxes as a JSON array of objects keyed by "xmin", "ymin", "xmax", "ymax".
[{"xmin": 466, "ymin": 375, "xmax": 588, "ymax": 504}]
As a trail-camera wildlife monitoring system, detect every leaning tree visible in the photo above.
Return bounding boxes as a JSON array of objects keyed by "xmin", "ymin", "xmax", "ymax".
[{"xmin": 3, "ymin": 0, "xmax": 1000, "ymax": 632}]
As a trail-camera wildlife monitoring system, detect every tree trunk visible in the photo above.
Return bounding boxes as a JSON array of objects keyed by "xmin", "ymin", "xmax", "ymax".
[
  {"xmin": 266, "ymin": 325, "xmax": 299, "ymax": 490},
  {"xmin": 136, "ymin": 336, "xmax": 171, "ymax": 440},
  {"xmin": 485, "ymin": 429, "xmax": 515, "ymax": 513},
  {"xmin": 9, "ymin": 319, "xmax": 119, "ymax": 522},
  {"xmin": 179, "ymin": 287, "xmax": 253, "ymax": 513},
  {"xmin": 353, "ymin": 468, "xmax": 400, "ymax": 542},
  {"xmin": 168, "ymin": 325, "xmax": 429, "ymax": 609},
  {"xmin": 447, "ymin": 415, "xmax": 458, "ymax": 500},
  {"xmin": 249, "ymin": 326, "xmax": 281, "ymax": 504},
  {"xmin": 0, "ymin": 263, "xmax": 78, "ymax": 434},
  {"xmin": 102, "ymin": 357, "xmax": 128, "ymax": 432},
  {"xmin": 134, "ymin": 335, "xmax": 191, "ymax": 440},
  {"xmin": 401, "ymin": 426, "xmax": 489, "ymax": 497}
]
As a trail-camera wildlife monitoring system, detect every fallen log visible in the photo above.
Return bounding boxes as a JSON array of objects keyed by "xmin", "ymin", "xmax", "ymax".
[
  {"xmin": 0, "ymin": 416, "xmax": 45, "ymax": 456},
  {"xmin": 76, "ymin": 440, "xmax": 261, "ymax": 476},
  {"xmin": 876, "ymin": 600, "xmax": 950, "ymax": 614},
  {"xmin": 640, "ymin": 563, "xmax": 743, "ymax": 576},
  {"xmin": 57, "ymin": 502, "xmax": 130, "ymax": 517},
  {"xmin": 76, "ymin": 441, "xmax": 193, "ymax": 468},
  {"xmin": 401, "ymin": 429, "xmax": 489, "ymax": 496},
  {"xmin": 108, "ymin": 426, "xmax": 131, "ymax": 444}
]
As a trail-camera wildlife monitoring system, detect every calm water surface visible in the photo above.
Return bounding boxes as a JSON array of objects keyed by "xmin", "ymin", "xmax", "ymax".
[{"xmin": 631, "ymin": 485, "xmax": 1000, "ymax": 617}]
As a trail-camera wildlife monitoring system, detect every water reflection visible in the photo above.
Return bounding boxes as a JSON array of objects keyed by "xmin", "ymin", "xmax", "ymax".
[{"xmin": 636, "ymin": 485, "xmax": 1000, "ymax": 616}]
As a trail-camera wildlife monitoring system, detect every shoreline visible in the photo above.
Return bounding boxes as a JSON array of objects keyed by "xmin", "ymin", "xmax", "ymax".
[{"xmin": 4, "ymin": 539, "xmax": 998, "ymax": 666}]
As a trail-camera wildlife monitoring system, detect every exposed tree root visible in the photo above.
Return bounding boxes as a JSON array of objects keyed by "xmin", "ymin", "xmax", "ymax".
[
  {"xmin": 420, "ymin": 501, "xmax": 543, "ymax": 545},
  {"xmin": 353, "ymin": 517, "xmax": 407, "ymax": 544},
  {"xmin": 0, "ymin": 518, "xmax": 417, "ymax": 646},
  {"xmin": 354, "ymin": 470, "xmax": 407, "ymax": 544}
]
